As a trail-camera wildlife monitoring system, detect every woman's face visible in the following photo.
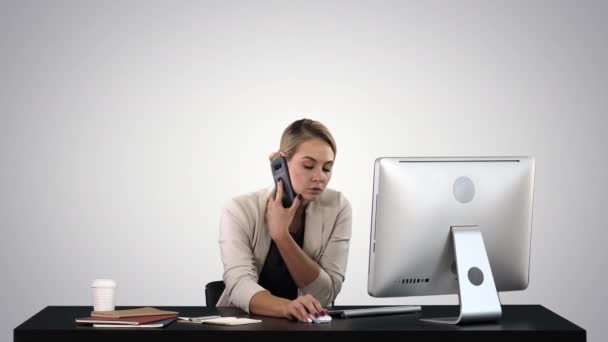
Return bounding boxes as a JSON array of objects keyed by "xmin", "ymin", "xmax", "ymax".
[{"xmin": 287, "ymin": 138, "xmax": 335, "ymax": 201}]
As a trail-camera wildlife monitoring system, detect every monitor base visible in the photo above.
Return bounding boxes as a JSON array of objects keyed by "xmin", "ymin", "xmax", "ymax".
[{"xmin": 421, "ymin": 226, "xmax": 502, "ymax": 325}]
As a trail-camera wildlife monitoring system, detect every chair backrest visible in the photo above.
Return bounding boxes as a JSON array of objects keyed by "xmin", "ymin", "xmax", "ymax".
[{"xmin": 205, "ymin": 280, "xmax": 225, "ymax": 308}]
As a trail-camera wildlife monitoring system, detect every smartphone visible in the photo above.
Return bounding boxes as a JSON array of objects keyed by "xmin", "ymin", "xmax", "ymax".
[{"xmin": 270, "ymin": 156, "xmax": 297, "ymax": 208}]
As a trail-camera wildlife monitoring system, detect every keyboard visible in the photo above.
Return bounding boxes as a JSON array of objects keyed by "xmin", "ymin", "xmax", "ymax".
[{"xmin": 327, "ymin": 305, "xmax": 422, "ymax": 318}]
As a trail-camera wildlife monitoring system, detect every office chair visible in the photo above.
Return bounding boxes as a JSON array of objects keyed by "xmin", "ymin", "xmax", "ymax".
[{"xmin": 205, "ymin": 280, "xmax": 225, "ymax": 308}]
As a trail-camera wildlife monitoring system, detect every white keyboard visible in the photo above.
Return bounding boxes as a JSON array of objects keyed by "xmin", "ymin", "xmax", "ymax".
[{"xmin": 328, "ymin": 305, "xmax": 421, "ymax": 318}]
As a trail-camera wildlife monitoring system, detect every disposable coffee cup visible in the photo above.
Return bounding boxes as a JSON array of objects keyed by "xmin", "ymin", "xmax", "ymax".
[{"xmin": 91, "ymin": 279, "xmax": 117, "ymax": 312}]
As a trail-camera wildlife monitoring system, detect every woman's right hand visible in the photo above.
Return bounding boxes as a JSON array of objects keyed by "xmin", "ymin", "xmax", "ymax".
[
  {"xmin": 283, "ymin": 294, "xmax": 327, "ymax": 322},
  {"xmin": 266, "ymin": 179, "xmax": 302, "ymax": 241}
]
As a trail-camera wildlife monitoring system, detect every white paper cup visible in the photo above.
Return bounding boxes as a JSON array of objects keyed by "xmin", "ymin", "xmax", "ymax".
[{"xmin": 91, "ymin": 279, "xmax": 117, "ymax": 311}]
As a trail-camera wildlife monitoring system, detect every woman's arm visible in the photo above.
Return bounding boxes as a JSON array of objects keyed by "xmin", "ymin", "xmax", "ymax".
[
  {"xmin": 299, "ymin": 197, "xmax": 352, "ymax": 305},
  {"xmin": 219, "ymin": 199, "xmax": 267, "ymax": 313},
  {"xmin": 220, "ymin": 196, "xmax": 325, "ymax": 321},
  {"xmin": 266, "ymin": 187, "xmax": 352, "ymax": 306},
  {"xmin": 273, "ymin": 232, "xmax": 320, "ymax": 288},
  {"xmin": 249, "ymin": 291, "xmax": 326, "ymax": 322},
  {"xmin": 249, "ymin": 291, "xmax": 290, "ymax": 317},
  {"xmin": 265, "ymin": 183, "xmax": 321, "ymax": 289}
]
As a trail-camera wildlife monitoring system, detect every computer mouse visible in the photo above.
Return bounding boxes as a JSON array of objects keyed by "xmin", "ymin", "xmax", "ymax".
[{"xmin": 310, "ymin": 314, "xmax": 332, "ymax": 324}]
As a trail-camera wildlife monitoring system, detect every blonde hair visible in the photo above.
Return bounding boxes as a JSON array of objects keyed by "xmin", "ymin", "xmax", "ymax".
[{"xmin": 269, "ymin": 119, "xmax": 337, "ymax": 161}]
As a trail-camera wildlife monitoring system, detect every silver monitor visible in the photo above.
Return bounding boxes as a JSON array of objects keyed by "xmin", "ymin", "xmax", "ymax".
[{"xmin": 368, "ymin": 157, "xmax": 535, "ymax": 324}]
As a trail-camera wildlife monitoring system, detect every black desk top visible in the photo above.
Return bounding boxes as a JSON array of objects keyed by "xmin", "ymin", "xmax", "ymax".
[{"xmin": 14, "ymin": 305, "xmax": 586, "ymax": 342}]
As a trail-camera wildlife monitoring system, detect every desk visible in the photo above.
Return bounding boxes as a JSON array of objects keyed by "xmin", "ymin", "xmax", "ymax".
[{"xmin": 14, "ymin": 305, "xmax": 585, "ymax": 342}]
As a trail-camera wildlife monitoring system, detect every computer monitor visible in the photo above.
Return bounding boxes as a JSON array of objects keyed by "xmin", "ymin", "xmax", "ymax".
[{"xmin": 368, "ymin": 157, "xmax": 535, "ymax": 324}]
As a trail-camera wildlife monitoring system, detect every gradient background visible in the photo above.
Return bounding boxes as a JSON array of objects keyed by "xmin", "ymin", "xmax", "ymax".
[{"xmin": 1, "ymin": 1, "xmax": 606, "ymax": 341}]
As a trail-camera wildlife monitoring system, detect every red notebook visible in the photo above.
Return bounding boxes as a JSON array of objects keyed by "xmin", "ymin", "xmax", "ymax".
[{"xmin": 75, "ymin": 314, "xmax": 177, "ymax": 326}]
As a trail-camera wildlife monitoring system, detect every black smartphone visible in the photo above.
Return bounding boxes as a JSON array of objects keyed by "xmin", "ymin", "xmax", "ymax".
[{"xmin": 270, "ymin": 156, "xmax": 297, "ymax": 208}]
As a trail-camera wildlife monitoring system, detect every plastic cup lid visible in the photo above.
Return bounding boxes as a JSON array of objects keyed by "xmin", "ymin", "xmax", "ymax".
[{"xmin": 91, "ymin": 279, "xmax": 117, "ymax": 288}]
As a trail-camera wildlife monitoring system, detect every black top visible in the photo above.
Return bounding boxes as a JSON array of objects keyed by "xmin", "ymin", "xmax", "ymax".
[
  {"xmin": 258, "ymin": 228, "xmax": 305, "ymax": 300},
  {"xmin": 14, "ymin": 305, "xmax": 586, "ymax": 342}
]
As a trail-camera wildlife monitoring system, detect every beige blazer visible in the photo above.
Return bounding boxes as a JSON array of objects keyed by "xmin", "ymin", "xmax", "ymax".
[{"xmin": 216, "ymin": 186, "xmax": 352, "ymax": 312}]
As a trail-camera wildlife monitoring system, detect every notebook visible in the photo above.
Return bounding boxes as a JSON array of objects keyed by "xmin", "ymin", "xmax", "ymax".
[
  {"xmin": 76, "ymin": 314, "xmax": 178, "ymax": 325},
  {"xmin": 93, "ymin": 317, "xmax": 177, "ymax": 328}
]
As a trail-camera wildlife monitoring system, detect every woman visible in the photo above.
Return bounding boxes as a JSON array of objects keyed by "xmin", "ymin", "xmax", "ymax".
[{"xmin": 216, "ymin": 118, "xmax": 352, "ymax": 323}]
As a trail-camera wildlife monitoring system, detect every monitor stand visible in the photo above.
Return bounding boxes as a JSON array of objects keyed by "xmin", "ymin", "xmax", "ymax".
[{"xmin": 421, "ymin": 226, "xmax": 502, "ymax": 325}]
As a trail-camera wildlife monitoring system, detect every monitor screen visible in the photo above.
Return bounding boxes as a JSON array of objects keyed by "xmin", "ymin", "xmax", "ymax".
[{"xmin": 367, "ymin": 157, "xmax": 535, "ymax": 323}]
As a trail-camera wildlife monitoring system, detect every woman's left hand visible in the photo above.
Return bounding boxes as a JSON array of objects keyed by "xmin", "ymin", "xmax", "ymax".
[{"xmin": 266, "ymin": 179, "xmax": 302, "ymax": 241}]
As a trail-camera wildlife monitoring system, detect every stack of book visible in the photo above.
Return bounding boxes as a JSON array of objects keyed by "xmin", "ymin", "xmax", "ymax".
[{"xmin": 75, "ymin": 307, "xmax": 178, "ymax": 328}]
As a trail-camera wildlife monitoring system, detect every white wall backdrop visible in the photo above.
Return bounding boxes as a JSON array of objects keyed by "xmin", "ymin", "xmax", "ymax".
[{"xmin": 1, "ymin": 1, "xmax": 606, "ymax": 341}]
